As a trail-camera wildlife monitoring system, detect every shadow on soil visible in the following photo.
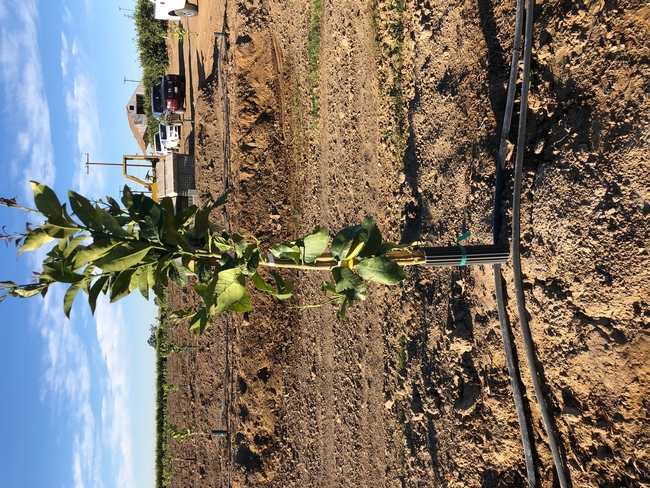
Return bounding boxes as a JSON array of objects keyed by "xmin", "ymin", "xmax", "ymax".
[{"xmin": 397, "ymin": 0, "xmax": 591, "ymax": 482}]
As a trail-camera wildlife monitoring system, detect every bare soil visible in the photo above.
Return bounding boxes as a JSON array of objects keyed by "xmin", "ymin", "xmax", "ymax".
[{"xmin": 163, "ymin": 0, "xmax": 650, "ymax": 486}]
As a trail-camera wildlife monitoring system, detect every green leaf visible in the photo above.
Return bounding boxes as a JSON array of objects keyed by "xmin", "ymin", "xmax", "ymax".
[
  {"xmin": 339, "ymin": 299, "xmax": 348, "ymax": 320},
  {"xmin": 358, "ymin": 217, "xmax": 382, "ymax": 258},
  {"xmin": 159, "ymin": 199, "xmax": 194, "ymax": 252},
  {"xmin": 269, "ymin": 270, "xmax": 294, "ymax": 299},
  {"xmin": 71, "ymin": 238, "xmax": 121, "ymax": 269},
  {"xmin": 169, "ymin": 309, "xmax": 196, "ymax": 322},
  {"xmin": 212, "ymin": 188, "xmax": 232, "ymax": 208},
  {"xmin": 208, "ymin": 235, "xmax": 231, "ymax": 252},
  {"xmin": 68, "ymin": 190, "xmax": 103, "ymax": 231},
  {"xmin": 41, "ymin": 262, "xmax": 85, "ymax": 284},
  {"xmin": 17, "ymin": 228, "xmax": 55, "ymax": 256},
  {"xmin": 251, "ymin": 272, "xmax": 293, "ymax": 300},
  {"xmin": 193, "ymin": 259, "xmax": 213, "ymax": 283},
  {"xmin": 45, "ymin": 244, "xmax": 64, "ymax": 261},
  {"xmin": 7, "ymin": 283, "xmax": 48, "ymax": 298},
  {"xmin": 98, "ymin": 208, "xmax": 130, "ymax": 237},
  {"xmin": 40, "ymin": 215, "xmax": 80, "ymax": 239},
  {"xmin": 138, "ymin": 265, "xmax": 150, "ymax": 300},
  {"xmin": 147, "ymin": 261, "xmax": 157, "ymax": 290},
  {"xmin": 168, "ymin": 260, "xmax": 188, "ymax": 287},
  {"xmin": 120, "ymin": 185, "xmax": 134, "ymax": 209},
  {"xmin": 322, "ymin": 281, "xmax": 337, "ymax": 295},
  {"xmin": 251, "ymin": 272, "xmax": 276, "ymax": 294},
  {"xmin": 207, "ymin": 268, "xmax": 249, "ymax": 315},
  {"xmin": 130, "ymin": 266, "xmax": 145, "ymax": 295},
  {"xmin": 174, "ymin": 204, "xmax": 198, "ymax": 229},
  {"xmin": 140, "ymin": 212, "xmax": 162, "ymax": 242},
  {"xmin": 109, "ymin": 269, "xmax": 136, "ymax": 302},
  {"xmin": 301, "ymin": 226, "xmax": 329, "ymax": 263},
  {"xmin": 234, "ymin": 240, "xmax": 249, "ymax": 259},
  {"xmin": 238, "ymin": 245, "xmax": 260, "ymax": 276},
  {"xmin": 88, "ymin": 276, "xmax": 109, "ymax": 314},
  {"xmin": 193, "ymin": 283, "xmax": 208, "ymax": 298},
  {"xmin": 31, "ymin": 181, "xmax": 63, "ymax": 217},
  {"xmin": 62, "ymin": 234, "xmax": 90, "ymax": 259},
  {"xmin": 94, "ymin": 242, "xmax": 151, "ymax": 272},
  {"xmin": 153, "ymin": 256, "xmax": 171, "ymax": 293},
  {"xmin": 219, "ymin": 253, "xmax": 235, "ymax": 270},
  {"xmin": 270, "ymin": 243, "xmax": 301, "ymax": 265},
  {"xmin": 203, "ymin": 272, "xmax": 219, "ymax": 315},
  {"xmin": 193, "ymin": 202, "xmax": 211, "ymax": 239},
  {"xmin": 230, "ymin": 291, "xmax": 252, "ymax": 312},
  {"xmin": 106, "ymin": 196, "xmax": 124, "ymax": 216},
  {"xmin": 331, "ymin": 225, "xmax": 368, "ymax": 261},
  {"xmin": 189, "ymin": 308, "xmax": 209, "ymax": 334},
  {"xmin": 130, "ymin": 193, "xmax": 160, "ymax": 220},
  {"xmin": 63, "ymin": 283, "xmax": 82, "ymax": 318},
  {"xmin": 356, "ymin": 257, "xmax": 406, "ymax": 285},
  {"xmin": 333, "ymin": 267, "xmax": 367, "ymax": 301}
]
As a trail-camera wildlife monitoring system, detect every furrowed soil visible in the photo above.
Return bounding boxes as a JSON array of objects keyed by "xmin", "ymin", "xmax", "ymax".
[{"xmin": 162, "ymin": 0, "xmax": 650, "ymax": 486}]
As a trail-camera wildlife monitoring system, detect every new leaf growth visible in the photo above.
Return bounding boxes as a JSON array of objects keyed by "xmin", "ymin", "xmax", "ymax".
[{"xmin": 1, "ymin": 182, "xmax": 421, "ymax": 332}]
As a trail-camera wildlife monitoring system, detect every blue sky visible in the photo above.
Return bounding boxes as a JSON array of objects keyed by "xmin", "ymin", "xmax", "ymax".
[{"xmin": 0, "ymin": 1, "xmax": 157, "ymax": 487}]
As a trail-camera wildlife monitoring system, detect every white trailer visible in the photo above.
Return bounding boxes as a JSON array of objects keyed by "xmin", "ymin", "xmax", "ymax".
[{"xmin": 149, "ymin": 0, "xmax": 198, "ymax": 20}]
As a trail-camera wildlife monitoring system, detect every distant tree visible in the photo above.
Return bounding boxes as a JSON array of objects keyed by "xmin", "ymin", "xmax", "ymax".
[{"xmin": 147, "ymin": 323, "xmax": 159, "ymax": 348}]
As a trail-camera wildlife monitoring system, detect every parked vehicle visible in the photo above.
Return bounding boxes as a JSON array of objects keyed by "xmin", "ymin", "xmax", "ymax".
[
  {"xmin": 151, "ymin": 74, "xmax": 186, "ymax": 120},
  {"xmin": 159, "ymin": 122, "xmax": 181, "ymax": 151},
  {"xmin": 153, "ymin": 133, "xmax": 169, "ymax": 156},
  {"xmin": 149, "ymin": 0, "xmax": 198, "ymax": 20}
]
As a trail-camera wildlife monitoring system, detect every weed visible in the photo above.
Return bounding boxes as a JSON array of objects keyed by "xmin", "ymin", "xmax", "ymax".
[
  {"xmin": 396, "ymin": 408, "xmax": 406, "ymax": 424},
  {"xmin": 168, "ymin": 22, "xmax": 199, "ymax": 41},
  {"xmin": 370, "ymin": 0, "xmax": 409, "ymax": 159}
]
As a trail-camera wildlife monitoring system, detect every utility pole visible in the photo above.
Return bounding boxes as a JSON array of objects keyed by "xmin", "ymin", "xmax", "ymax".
[
  {"xmin": 124, "ymin": 76, "xmax": 140, "ymax": 84},
  {"xmin": 119, "ymin": 7, "xmax": 134, "ymax": 19}
]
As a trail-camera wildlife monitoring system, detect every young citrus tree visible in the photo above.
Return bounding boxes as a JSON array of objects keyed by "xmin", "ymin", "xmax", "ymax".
[{"xmin": 1, "ymin": 182, "xmax": 421, "ymax": 333}]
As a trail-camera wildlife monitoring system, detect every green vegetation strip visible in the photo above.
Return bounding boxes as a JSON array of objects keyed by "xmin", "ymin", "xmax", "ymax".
[
  {"xmin": 154, "ymin": 308, "xmax": 170, "ymax": 488},
  {"xmin": 371, "ymin": 0, "xmax": 407, "ymax": 155},
  {"xmin": 307, "ymin": 0, "xmax": 322, "ymax": 121},
  {"xmin": 134, "ymin": 0, "xmax": 170, "ymax": 142}
]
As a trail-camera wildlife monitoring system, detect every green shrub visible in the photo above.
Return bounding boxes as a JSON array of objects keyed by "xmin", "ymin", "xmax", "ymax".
[{"xmin": 134, "ymin": 0, "xmax": 171, "ymax": 143}]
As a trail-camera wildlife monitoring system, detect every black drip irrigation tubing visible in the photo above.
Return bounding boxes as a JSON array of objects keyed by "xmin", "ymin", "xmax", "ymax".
[
  {"xmin": 214, "ymin": 10, "xmax": 233, "ymax": 487},
  {"xmin": 491, "ymin": 0, "xmax": 538, "ymax": 484},
  {"xmin": 492, "ymin": 0, "xmax": 570, "ymax": 486}
]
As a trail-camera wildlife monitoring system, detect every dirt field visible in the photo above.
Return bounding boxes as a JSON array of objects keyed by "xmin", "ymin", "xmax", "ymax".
[{"xmin": 162, "ymin": 0, "xmax": 650, "ymax": 486}]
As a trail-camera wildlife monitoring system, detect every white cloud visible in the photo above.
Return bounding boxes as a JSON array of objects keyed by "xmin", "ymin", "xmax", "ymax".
[
  {"xmin": 62, "ymin": 37, "xmax": 105, "ymax": 196},
  {"xmin": 37, "ymin": 288, "xmax": 102, "ymax": 488},
  {"xmin": 95, "ymin": 298, "xmax": 136, "ymax": 488},
  {"xmin": 63, "ymin": 5, "xmax": 73, "ymax": 24},
  {"xmin": 0, "ymin": 0, "xmax": 55, "ymax": 199},
  {"xmin": 61, "ymin": 32, "xmax": 69, "ymax": 77}
]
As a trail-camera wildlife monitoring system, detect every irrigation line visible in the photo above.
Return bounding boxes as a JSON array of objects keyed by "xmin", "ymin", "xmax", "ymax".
[
  {"xmin": 493, "ymin": 265, "xmax": 537, "ymax": 486},
  {"xmin": 492, "ymin": 0, "xmax": 524, "ymax": 241},
  {"xmin": 489, "ymin": 0, "xmax": 539, "ymax": 484},
  {"xmin": 216, "ymin": 9, "xmax": 234, "ymax": 487},
  {"xmin": 215, "ymin": 35, "xmax": 228, "ymax": 487},
  {"xmin": 510, "ymin": 0, "xmax": 570, "ymax": 485}
]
